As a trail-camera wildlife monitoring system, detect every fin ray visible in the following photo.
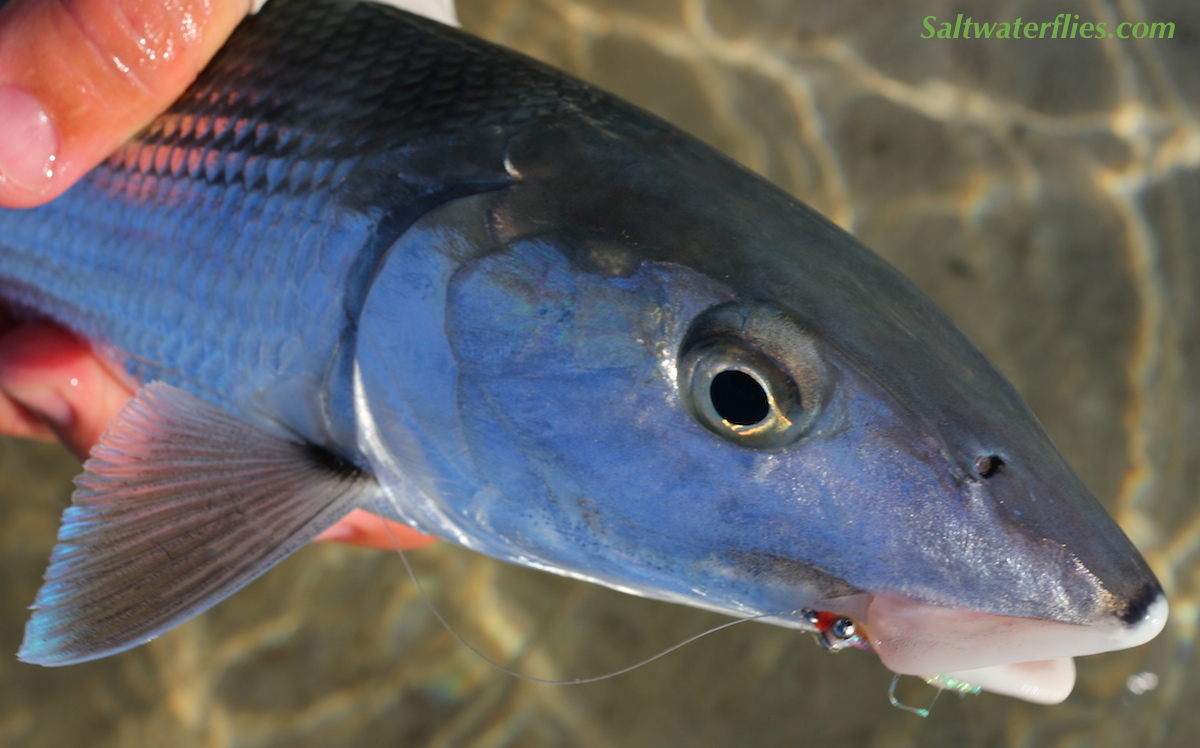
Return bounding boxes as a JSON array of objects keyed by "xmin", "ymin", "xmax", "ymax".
[{"xmin": 20, "ymin": 382, "xmax": 376, "ymax": 666}]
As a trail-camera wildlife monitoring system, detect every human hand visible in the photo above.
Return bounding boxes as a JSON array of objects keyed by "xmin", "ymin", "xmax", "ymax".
[{"xmin": 0, "ymin": 0, "xmax": 436, "ymax": 551}]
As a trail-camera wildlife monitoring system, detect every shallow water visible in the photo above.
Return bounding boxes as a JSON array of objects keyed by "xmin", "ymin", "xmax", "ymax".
[{"xmin": 2, "ymin": 0, "xmax": 1198, "ymax": 745}]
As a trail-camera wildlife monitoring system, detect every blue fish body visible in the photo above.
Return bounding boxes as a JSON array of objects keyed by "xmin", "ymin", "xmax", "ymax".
[{"xmin": 0, "ymin": 0, "xmax": 1165, "ymax": 702}]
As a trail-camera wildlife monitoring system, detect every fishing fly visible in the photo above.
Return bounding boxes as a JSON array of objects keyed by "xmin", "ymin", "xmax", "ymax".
[{"xmin": 800, "ymin": 608, "xmax": 874, "ymax": 653}]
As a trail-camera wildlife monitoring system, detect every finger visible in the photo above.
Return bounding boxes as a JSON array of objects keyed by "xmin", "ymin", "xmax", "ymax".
[
  {"xmin": 0, "ymin": 0, "xmax": 251, "ymax": 207},
  {"xmin": 0, "ymin": 320, "xmax": 437, "ymax": 550},
  {"xmin": 0, "ymin": 383, "xmax": 58, "ymax": 442},
  {"xmin": 0, "ymin": 320, "xmax": 134, "ymax": 459},
  {"xmin": 314, "ymin": 508, "xmax": 440, "ymax": 551},
  {"xmin": 0, "ymin": 304, "xmax": 56, "ymax": 440}
]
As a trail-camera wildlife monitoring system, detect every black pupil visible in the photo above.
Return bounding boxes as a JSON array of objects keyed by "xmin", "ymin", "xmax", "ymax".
[{"xmin": 710, "ymin": 370, "xmax": 770, "ymax": 426}]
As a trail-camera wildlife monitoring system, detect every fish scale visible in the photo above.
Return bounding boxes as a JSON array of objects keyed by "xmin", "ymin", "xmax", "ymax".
[{"xmin": 0, "ymin": 0, "xmax": 567, "ymax": 438}]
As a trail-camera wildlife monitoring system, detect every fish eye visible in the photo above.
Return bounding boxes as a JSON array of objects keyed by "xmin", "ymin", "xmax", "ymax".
[
  {"xmin": 678, "ymin": 300, "xmax": 828, "ymax": 448},
  {"xmin": 709, "ymin": 370, "xmax": 770, "ymax": 426},
  {"xmin": 681, "ymin": 340, "xmax": 799, "ymax": 446}
]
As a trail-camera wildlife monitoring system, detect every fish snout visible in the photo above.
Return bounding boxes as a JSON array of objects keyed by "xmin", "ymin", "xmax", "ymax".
[{"xmin": 859, "ymin": 586, "xmax": 1167, "ymax": 703}]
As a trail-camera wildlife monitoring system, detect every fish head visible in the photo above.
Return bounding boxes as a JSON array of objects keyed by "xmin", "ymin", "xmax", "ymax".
[{"xmin": 355, "ymin": 113, "xmax": 1165, "ymax": 703}]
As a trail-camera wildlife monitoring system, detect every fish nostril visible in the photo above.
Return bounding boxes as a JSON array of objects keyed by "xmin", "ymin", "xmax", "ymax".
[{"xmin": 975, "ymin": 454, "xmax": 1004, "ymax": 478}]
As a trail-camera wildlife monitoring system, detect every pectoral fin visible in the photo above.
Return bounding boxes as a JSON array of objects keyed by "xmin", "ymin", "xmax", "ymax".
[{"xmin": 19, "ymin": 382, "xmax": 377, "ymax": 666}]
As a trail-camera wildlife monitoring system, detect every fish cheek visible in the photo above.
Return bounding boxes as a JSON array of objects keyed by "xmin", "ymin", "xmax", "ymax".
[
  {"xmin": 723, "ymin": 551, "xmax": 864, "ymax": 603},
  {"xmin": 442, "ymin": 241, "xmax": 916, "ymax": 614},
  {"xmin": 442, "ymin": 243, "xmax": 723, "ymax": 564}
]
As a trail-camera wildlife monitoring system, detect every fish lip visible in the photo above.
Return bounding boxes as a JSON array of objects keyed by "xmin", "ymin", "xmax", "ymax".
[
  {"xmin": 859, "ymin": 591, "xmax": 1168, "ymax": 682},
  {"xmin": 936, "ymin": 659, "xmax": 1077, "ymax": 705},
  {"xmin": 779, "ymin": 600, "xmax": 1076, "ymax": 703}
]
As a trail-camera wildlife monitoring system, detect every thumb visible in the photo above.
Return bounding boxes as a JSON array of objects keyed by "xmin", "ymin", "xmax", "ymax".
[{"xmin": 0, "ymin": 0, "xmax": 251, "ymax": 207}]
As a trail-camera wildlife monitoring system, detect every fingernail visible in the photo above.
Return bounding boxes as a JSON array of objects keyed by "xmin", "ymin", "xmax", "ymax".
[
  {"xmin": 0, "ymin": 382, "xmax": 76, "ymax": 434},
  {"xmin": 0, "ymin": 84, "xmax": 59, "ymax": 191}
]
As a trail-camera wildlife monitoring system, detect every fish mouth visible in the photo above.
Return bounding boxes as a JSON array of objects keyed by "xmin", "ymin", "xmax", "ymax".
[{"xmin": 854, "ymin": 591, "xmax": 1168, "ymax": 704}]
